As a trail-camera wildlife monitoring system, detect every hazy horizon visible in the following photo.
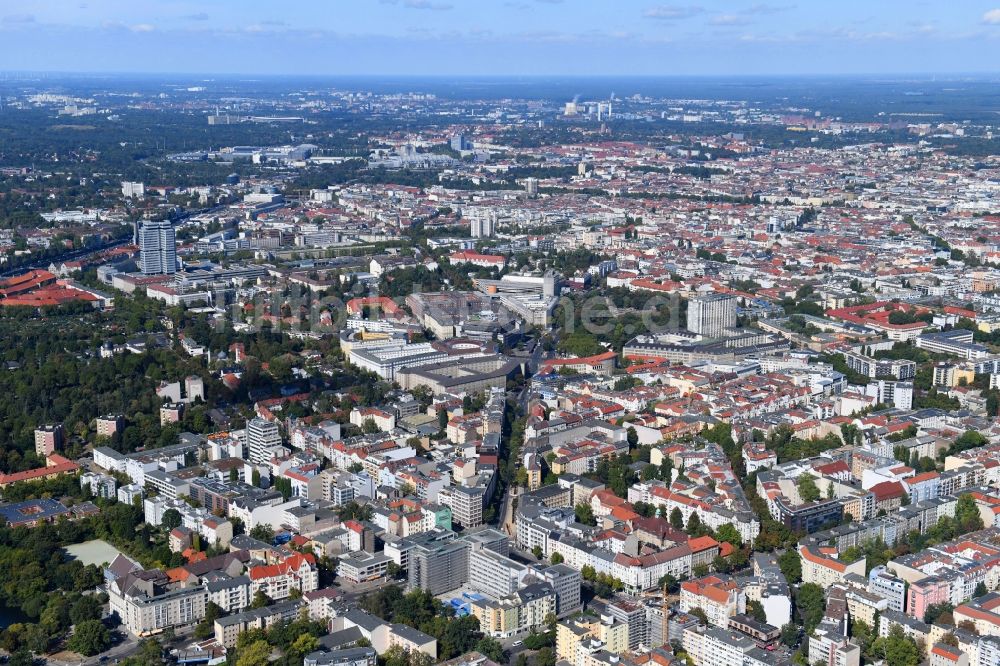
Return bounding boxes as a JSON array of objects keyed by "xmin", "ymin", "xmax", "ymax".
[{"xmin": 2, "ymin": 1, "xmax": 1000, "ymax": 77}]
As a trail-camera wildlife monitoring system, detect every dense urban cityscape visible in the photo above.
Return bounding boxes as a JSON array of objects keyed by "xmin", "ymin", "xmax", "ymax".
[{"xmin": 2, "ymin": 5, "xmax": 1000, "ymax": 666}]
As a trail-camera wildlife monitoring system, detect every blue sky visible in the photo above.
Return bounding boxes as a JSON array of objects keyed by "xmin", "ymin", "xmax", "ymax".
[{"xmin": 2, "ymin": 1, "xmax": 1000, "ymax": 76}]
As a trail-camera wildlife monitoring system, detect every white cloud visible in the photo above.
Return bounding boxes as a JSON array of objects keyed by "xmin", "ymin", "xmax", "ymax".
[
  {"xmin": 100, "ymin": 21, "xmax": 155, "ymax": 33},
  {"xmin": 984, "ymin": 8, "xmax": 1000, "ymax": 24},
  {"xmin": 643, "ymin": 5, "xmax": 704, "ymax": 20},
  {"xmin": 710, "ymin": 14, "xmax": 749, "ymax": 26}
]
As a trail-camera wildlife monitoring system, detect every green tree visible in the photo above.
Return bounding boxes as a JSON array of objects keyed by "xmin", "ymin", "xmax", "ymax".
[
  {"xmin": 870, "ymin": 625, "xmax": 920, "ymax": 666},
  {"xmin": 67, "ymin": 619, "xmax": 111, "ymax": 656},
  {"xmin": 235, "ymin": 639, "xmax": 272, "ymax": 666},
  {"xmin": 575, "ymin": 503, "xmax": 596, "ymax": 526},
  {"xmin": 851, "ymin": 618, "xmax": 875, "ymax": 658},
  {"xmin": 924, "ymin": 602, "xmax": 954, "ymax": 624},
  {"xmin": 475, "ymin": 637, "xmax": 505, "ymax": 662},
  {"xmin": 515, "ymin": 467, "xmax": 529, "ymax": 487},
  {"xmin": 8, "ymin": 650, "xmax": 32, "ymax": 666},
  {"xmin": 949, "ymin": 430, "xmax": 987, "ymax": 455},
  {"xmin": 161, "ymin": 508, "xmax": 182, "ymax": 529},
  {"xmin": 778, "ymin": 549, "xmax": 802, "ymax": 584},
  {"xmin": 558, "ymin": 331, "xmax": 603, "ymax": 357},
  {"xmin": 535, "ymin": 647, "xmax": 556, "ymax": 666},
  {"xmin": 686, "ymin": 512, "xmax": 702, "ymax": 534},
  {"xmin": 69, "ymin": 595, "xmax": 103, "ymax": 626},
  {"xmin": 796, "ymin": 583, "xmax": 825, "ymax": 633},
  {"xmin": 660, "ymin": 458, "xmax": 674, "ymax": 484},
  {"xmin": 551, "ymin": 552, "xmax": 564, "ymax": 565},
  {"xmin": 747, "ymin": 599, "xmax": 767, "ymax": 623},
  {"xmin": 658, "ymin": 574, "xmax": 679, "ymax": 593},
  {"xmin": 715, "ymin": 523, "xmax": 742, "ymax": 547},
  {"xmin": 796, "ymin": 475, "xmax": 821, "ymax": 503},
  {"xmin": 712, "ymin": 555, "xmax": 732, "ymax": 574},
  {"xmin": 780, "ymin": 623, "xmax": 798, "ymax": 648},
  {"xmin": 956, "ymin": 493, "xmax": 985, "ymax": 533},
  {"xmin": 119, "ymin": 638, "xmax": 163, "ymax": 666},
  {"xmin": 670, "ymin": 507, "xmax": 684, "ymax": 530},
  {"xmin": 688, "ymin": 607, "xmax": 709, "ymax": 625},
  {"xmin": 249, "ymin": 524, "xmax": 274, "ymax": 543},
  {"xmin": 194, "ymin": 601, "xmax": 222, "ymax": 639},
  {"xmin": 840, "ymin": 423, "xmax": 860, "ymax": 446},
  {"xmin": 249, "ymin": 590, "xmax": 271, "ymax": 609},
  {"xmin": 288, "ymin": 633, "xmax": 320, "ymax": 659},
  {"xmin": 545, "ymin": 612, "xmax": 558, "ymax": 632}
]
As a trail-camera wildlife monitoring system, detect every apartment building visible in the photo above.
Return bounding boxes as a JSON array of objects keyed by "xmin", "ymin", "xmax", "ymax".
[
  {"xmin": 106, "ymin": 557, "xmax": 209, "ymax": 637},
  {"xmin": 799, "ymin": 545, "xmax": 867, "ymax": 588},
  {"xmin": 471, "ymin": 583, "xmax": 556, "ymax": 638},
  {"xmin": 205, "ymin": 575, "xmax": 251, "ymax": 614},
  {"xmin": 438, "ymin": 485, "xmax": 485, "ymax": 528},
  {"xmin": 214, "ymin": 600, "xmax": 304, "ymax": 648},
  {"xmin": 248, "ymin": 552, "xmax": 319, "ymax": 600},
  {"xmin": 679, "ymin": 576, "xmax": 745, "ymax": 629},
  {"xmin": 557, "ymin": 616, "xmax": 629, "ymax": 665}
]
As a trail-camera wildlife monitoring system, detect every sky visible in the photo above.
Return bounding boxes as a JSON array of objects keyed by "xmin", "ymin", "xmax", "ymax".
[{"xmin": 1, "ymin": 1, "xmax": 1000, "ymax": 77}]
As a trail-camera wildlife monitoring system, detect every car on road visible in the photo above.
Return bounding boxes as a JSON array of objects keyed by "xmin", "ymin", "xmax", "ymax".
[{"xmin": 512, "ymin": 641, "xmax": 523, "ymax": 647}]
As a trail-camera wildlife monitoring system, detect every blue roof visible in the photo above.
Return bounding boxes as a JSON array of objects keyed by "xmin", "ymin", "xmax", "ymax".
[{"xmin": 0, "ymin": 498, "xmax": 69, "ymax": 525}]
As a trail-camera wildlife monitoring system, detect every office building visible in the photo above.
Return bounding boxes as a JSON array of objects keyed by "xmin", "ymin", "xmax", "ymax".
[
  {"xmin": 687, "ymin": 293, "xmax": 737, "ymax": 337},
  {"xmin": 122, "ymin": 181, "xmax": 145, "ymax": 198},
  {"xmin": 469, "ymin": 547, "xmax": 528, "ymax": 599},
  {"xmin": 602, "ymin": 598, "xmax": 648, "ymax": 650},
  {"xmin": 524, "ymin": 178, "xmax": 539, "ymax": 198},
  {"xmin": 437, "ymin": 485, "xmax": 485, "ymax": 528},
  {"xmin": 246, "ymin": 418, "xmax": 282, "ymax": 464},
  {"xmin": 868, "ymin": 566, "xmax": 906, "ymax": 613},
  {"xmin": 531, "ymin": 563, "xmax": 582, "ymax": 617},
  {"xmin": 916, "ymin": 330, "xmax": 989, "ymax": 360},
  {"xmin": 136, "ymin": 219, "xmax": 178, "ymax": 275},
  {"xmin": 469, "ymin": 212, "xmax": 496, "ymax": 238},
  {"xmin": 407, "ymin": 536, "xmax": 470, "ymax": 596}
]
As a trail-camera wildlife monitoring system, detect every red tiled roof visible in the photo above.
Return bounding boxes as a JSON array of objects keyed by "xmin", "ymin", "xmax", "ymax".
[{"xmin": 0, "ymin": 454, "xmax": 80, "ymax": 486}]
